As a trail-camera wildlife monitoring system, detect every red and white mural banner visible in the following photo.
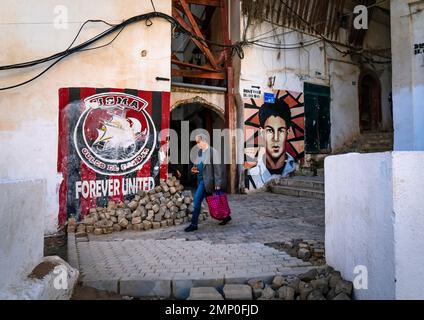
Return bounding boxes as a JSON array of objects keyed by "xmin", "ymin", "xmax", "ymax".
[{"xmin": 57, "ymin": 87, "xmax": 170, "ymax": 225}]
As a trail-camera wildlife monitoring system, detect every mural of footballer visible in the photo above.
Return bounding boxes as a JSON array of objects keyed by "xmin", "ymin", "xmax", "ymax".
[{"xmin": 247, "ymin": 99, "xmax": 296, "ymax": 189}]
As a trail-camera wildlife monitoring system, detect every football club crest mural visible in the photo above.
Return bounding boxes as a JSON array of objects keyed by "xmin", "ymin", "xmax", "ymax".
[
  {"xmin": 243, "ymin": 89, "xmax": 305, "ymax": 191},
  {"xmin": 58, "ymin": 88, "xmax": 170, "ymax": 224}
]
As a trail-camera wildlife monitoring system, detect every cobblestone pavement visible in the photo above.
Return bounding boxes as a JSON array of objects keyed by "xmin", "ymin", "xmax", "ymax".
[
  {"xmin": 87, "ymin": 192, "xmax": 325, "ymax": 243},
  {"xmin": 78, "ymin": 239, "xmax": 312, "ymax": 282},
  {"xmin": 74, "ymin": 192, "xmax": 325, "ymax": 297}
]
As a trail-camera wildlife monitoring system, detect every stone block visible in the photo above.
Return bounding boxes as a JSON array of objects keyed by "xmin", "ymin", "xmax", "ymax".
[{"xmin": 223, "ymin": 284, "xmax": 253, "ymax": 300}]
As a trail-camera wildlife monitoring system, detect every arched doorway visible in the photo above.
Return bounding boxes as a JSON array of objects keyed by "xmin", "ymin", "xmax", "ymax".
[
  {"xmin": 169, "ymin": 101, "xmax": 225, "ymax": 190},
  {"xmin": 359, "ymin": 71, "xmax": 382, "ymax": 132}
]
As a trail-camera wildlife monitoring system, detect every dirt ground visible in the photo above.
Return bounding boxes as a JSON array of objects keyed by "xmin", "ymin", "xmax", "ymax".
[
  {"xmin": 28, "ymin": 260, "xmax": 60, "ymax": 279},
  {"xmin": 71, "ymin": 284, "xmax": 124, "ymax": 300},
  {"xmin": 43, "ymin": 231, "xmax": 67, "ymax": 261}
]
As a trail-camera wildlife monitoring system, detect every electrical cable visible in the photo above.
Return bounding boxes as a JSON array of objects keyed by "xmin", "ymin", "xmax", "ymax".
[
  {"xmin": 243, "ymin": 0, "xmax": 391, "ymax": 64},
  {"xmin": 0, "ymin": 23, "xmax": 127, "ymax": 91},
  {"xmin": 150, "ymin": 0, "xmax": 157, "ymax": 12},
  {"xmin": 0, "ymin": 7, "xmax": 391, "ymax": 91},
  {"xmin": 277, "ymin": 0, "xmax": 350, "ymax": 55},
  {"xmin": 252, "ymin": 38, "xmax": 322, "ymax": 49},
  {"xmin": 66, "ymin": 19, "xmax": 118, "ymax": 51},
  {"xmin": 1, "ymin": 12, "xmax": 239, "ymax": 71},
  {"xmin": 0, "ymin": 12, "xmax": 230, "ymax": 90},
  {"xmin": 0, "ymin": 55, "xmax": 68, "ymax": 91},
  {"xmin": 80, "ymin": 25, "xmax": 126, "ymax": 52},
  {"xmin": 246, "ymin": 0, "xmax": 389, "ymax": 43}
]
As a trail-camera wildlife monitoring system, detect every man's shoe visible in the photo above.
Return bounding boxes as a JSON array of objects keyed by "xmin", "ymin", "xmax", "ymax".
[
  {"xmin": 219, "ymin": 216, "xmax": 232, "ymax": 226},
  {"xmin": 184, "ymin": 224, "xmax": 198, "ymax": 232}
]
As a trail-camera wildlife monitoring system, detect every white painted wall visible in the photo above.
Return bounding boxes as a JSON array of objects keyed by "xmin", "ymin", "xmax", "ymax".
[
  {"xmin": 239, "ymin": 21, "xmax": 329, "ymax": 94},
  {"xmin": 0, "ymin": 179, "xmax": 46, "ymax": 291},
  {"xmin": 326, "ymin": 151, "xmax": 424, "ymax": 299},
  {"xmin": 391, "ymin": 0, "xmax": 424, "ymax": 151},
  {"xmin": 0, "ymin": 0, "xmax": 171, "ymax": 234},
  {"xmin": 392, "ymin": 152, "xmax": 424, "ymax": 299},
  {"xmin": 325, "ymin": 152, "xmax": 395, "ymax": 300}
]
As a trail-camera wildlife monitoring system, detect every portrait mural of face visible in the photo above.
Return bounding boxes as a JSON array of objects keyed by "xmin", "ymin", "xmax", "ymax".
[{"xmin": 244, "ymin": 90, "xmax": 305, "ymax": 191}]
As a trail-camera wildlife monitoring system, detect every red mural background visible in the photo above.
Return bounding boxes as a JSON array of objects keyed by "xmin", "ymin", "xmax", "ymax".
[{"xmin": 57, "ymin": 87, "xmax": 170, "ymax": 225}]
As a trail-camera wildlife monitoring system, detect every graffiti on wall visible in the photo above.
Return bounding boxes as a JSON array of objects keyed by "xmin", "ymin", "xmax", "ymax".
[
  {"xmin": 58, "ymin": 88, "xmax": 170, "ymax": 224},
  {"xmin": 244, "ymin": 90, "xmax": 305, "ymax": 191}
]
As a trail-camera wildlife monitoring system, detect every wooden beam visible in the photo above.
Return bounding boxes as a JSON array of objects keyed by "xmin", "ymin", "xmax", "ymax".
[
  {"xmin": 220, "ymin": 0, "xmax": 237, "ymax": 194},
  {"xmin": 171, "ymin": 59, "xmax": 217, "ymax": 72},
  {"xmin": 172, "ymin": 7, "xmax": 210, "ymax": 56},
  {"xmin": 174, "ymin": 1, "xmax": 204, "ymax": 27},
  {"xmin": 201, "ymin": 6, "xmax": 216, "ymax": 37},
  {"xmin": 172, "ymin": 53, "xmax": 182, "ymax": 63},
  {"xmin": 172, "ymin": 7, "xmax": 221, "ymax": 71},
  {"xmin": 185, "ymin": 0, "xmax": 220, "ymax": 6},
  {"xmin": 171, "ymin": 68, "xmax": 225, "ymax": 79},
  {"xmin": 178, "ymin": 0, "xmax": 219, "ymax": 69},
  {"xmin": 216, "ymin": 50, "xmax": 226, "ymax": 66}
]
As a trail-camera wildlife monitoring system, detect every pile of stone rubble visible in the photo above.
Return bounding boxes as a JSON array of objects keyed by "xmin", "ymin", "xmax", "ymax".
[
  {"xmin": 188, "ymin": 267, "xmax": 353, "ymax": 300},
  {"xmin": 267, "ymin": 239, "xmax": 326, "ymax": 266},
  {"xmin": 248, "ymin": 267, "xmax": 353, "ymax": 300},
  {"xmin": 67, "ymin": 177, "xmax": 207, "ymax": 236}
]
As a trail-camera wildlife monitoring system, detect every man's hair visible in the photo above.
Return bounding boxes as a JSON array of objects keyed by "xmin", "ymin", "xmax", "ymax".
[
  {"xmin": 195, "ymin": 133, "xmax": 209, "ymax": 143},
  {"xmin": 259, "ymin": 99, "xmax": 292, "ymax": 128}
]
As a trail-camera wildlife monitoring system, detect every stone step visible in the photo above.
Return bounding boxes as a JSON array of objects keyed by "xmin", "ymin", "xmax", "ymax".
[
  {"xmin": 359, "ymin": 138, "xmax": 392, "ymax": 143},
  {"xmin": 360, "ymin": 131, "xmax": 393, "ymax": 137},
  {"xmin": 188, "ymin": 287, "xmax": 224, "ymax": 300},
  {"xmin": 359, "ymin": 149, "xmax": 393, "ymax": 153},
  {"xmin": 76, "ymin": 239, "xmax": 314, "ymax": 300},
  {"xmin": 338, "ymin": 131, "xmax": 394, "ymax": 155},
  {"xmin": 359, "ymin": 138, "xmax": 393, "ymax": 144},
  {"xmin": 276, "ymin": 178, "xmax": 324, "ymax": 192},
  {"xmin": 360, "ymin": 147, "xmax": 393, "ymax": 152},
  {"xmin": 361, "ymin": 134, "xmax": 393, "ymax": 140},
  {"xmin": 270, "ymin": 185, "xmax": 325, "ymax": 200}
]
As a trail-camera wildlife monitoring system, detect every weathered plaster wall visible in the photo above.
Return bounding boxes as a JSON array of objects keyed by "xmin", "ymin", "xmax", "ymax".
[
  {"xmin": 0, "ymin": 0, "xmax": 171, "ymax": 234},
  {"xmin": 0, "ymin": 179, "xmax": 46, "ymax": 291},
  {"xmin": 238, "ymin": 15, "xmax": 392, "ymax": 153},
  {"xmin": 328, "ymin": 58, "xmax": 361, "ymax": 150},
  {"xmin": 391, "ymin": 0, "xmax": 424, "ymax": 151},
  {"xmin": 393, "ymin": 152, "xmax": 424, "ymax": 299},
  {"xmin": 170, "ymin": 86, "xmax": 226, "ymax": 118}
]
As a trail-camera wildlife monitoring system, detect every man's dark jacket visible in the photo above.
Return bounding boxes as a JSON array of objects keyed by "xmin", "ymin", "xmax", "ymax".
[{"xmin": 196, "ymin": 146, "xmax": 226, "ymax": 194}]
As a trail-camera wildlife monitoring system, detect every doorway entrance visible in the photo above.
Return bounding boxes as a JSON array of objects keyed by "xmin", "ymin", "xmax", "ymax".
[
  {"xmin": 304, "ymin": 83, "xmax": 331, "ymax": 154},
  {"xmin": 169, "ymin": 102, "xmax": 225, "ymax": 190},
  {"xmin": 359, "ymin": 71, "xmax": 382, "ymax": 132}
]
